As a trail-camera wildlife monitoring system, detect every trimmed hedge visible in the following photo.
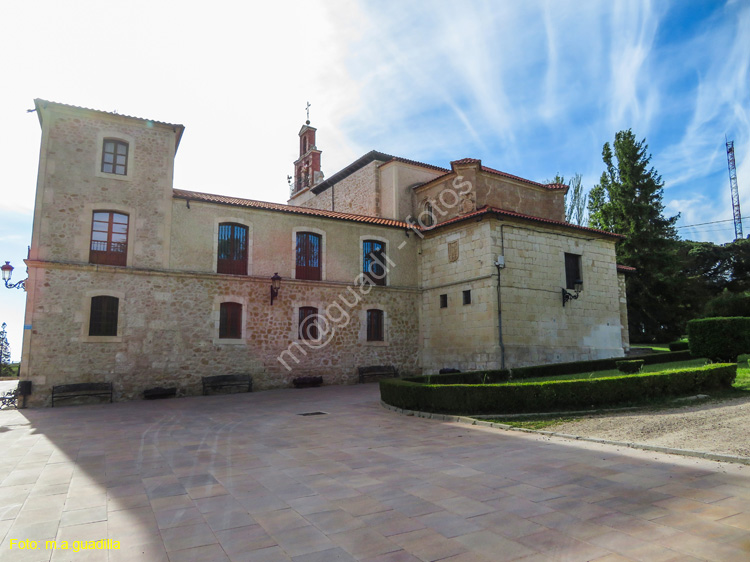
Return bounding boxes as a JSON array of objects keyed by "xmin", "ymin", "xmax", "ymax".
[
  {"xmin": 616, "ymin": 360, "xmax": 644, "ymax": 374},
  {"xmin": 381, "ymin": 364, "xmax": 737, "ymax": 415},
  {"xmin": 668, "ymin": 341, "xmax": 689, "ymax": 352},
  {"xmin": 687, "ymin": 317, "xmax": 750, "ymax": 362}
]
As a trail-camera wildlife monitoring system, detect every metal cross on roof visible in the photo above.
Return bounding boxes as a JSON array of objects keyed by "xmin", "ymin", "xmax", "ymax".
[{"xmin": 306, "ymin": 101, "xmax": 311, "ymax": 121}]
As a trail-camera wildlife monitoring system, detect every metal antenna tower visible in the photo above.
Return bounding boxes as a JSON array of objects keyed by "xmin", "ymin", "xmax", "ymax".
[{"xmin": 726, "ymin": 139, "xmax": 744, "ymax": 240}]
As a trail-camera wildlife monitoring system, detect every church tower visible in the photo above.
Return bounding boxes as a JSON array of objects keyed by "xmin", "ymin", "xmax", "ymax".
[{"xmin": 292, "ymin": 104, "xmax": 322, "ymax": 194}]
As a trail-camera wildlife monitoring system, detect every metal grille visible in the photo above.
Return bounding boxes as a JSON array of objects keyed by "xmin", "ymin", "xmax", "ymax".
[
  {"xmin": 296, "ymin": 232, "xmax": 321, "ymax": 280},
  {"xmin": 363, "ymin": 240, "xmax": 386, "ymax": 286},
  {"xmin": 89, "ymin": 296, "xmax": 119, "ymax": 337},
  {"xmin": 217, "ymin": 223, "xmax": 248, "ymax": 275}
]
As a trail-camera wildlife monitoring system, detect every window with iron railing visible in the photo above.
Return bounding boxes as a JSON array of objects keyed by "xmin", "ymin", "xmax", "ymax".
[
  {"xmin": 217, "ymin": 223, "xmax": 249, "ymax": 275},
  {"xmin": 90, "ymin": 211, "xmax": 129, "ymax": 266},
  {"xmin": 363, "ymin": 240, "xmax": 386, "ymax": 286},
  {"xmin": 296, "ymin": 232, "xmax": 322, "ymax": 280}
]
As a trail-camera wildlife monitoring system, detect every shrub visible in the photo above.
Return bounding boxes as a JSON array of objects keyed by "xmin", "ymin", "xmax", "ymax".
[
  {"xmin": 380, "ymin": 364, "xmax": 737, "ymax": 415},
  {"xmin": 687, "ymin": 317, "xmax": 750, "ymax": 362},
  {"xmin": 616, "ymin": 360, "xmax": 644, "ymax": 374},
  {"xmin": 668, "ymin": 341, "xmax": 689, "ymax": 351},
  {"xmin": 703, "ymin": 292, "xmax": 750, "ymax": 318}
]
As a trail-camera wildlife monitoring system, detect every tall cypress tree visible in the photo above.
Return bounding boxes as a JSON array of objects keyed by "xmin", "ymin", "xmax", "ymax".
[
  {"xmin": 588, "ymin": 130, "xmax": 681, "ymax": 341},
  {"xmin": 0, "ymin": 323, "xmax": 11, "ymax": 377}
]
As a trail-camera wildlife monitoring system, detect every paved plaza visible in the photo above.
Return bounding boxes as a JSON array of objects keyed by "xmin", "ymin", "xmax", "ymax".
[{"xmin": 1, "ymin": 384, "xmax": 750, "ymax": 561}]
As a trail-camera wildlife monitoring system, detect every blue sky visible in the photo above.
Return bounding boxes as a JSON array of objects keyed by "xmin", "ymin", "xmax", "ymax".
[{"xmin": 0, "ymin": 0, "xmax": 748, "ymax": 359}]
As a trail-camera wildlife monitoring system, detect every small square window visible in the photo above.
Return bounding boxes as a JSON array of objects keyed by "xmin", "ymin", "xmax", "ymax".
[
  {"xmin": 463, "ymin": 290, "xmax": 471, "ymax": 305},
  {"xmin": 102, "ymin": 139, "xmax": 129, "ymax": 175},
  {"xmin": 439, "ymin": 294, "xmax": 448, "ymax": 308}
]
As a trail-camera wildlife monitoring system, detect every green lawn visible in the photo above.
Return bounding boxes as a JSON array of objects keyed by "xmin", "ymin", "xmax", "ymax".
[
  {"xmin": 486, "ymin": 354, "xmax": 750, "ymax": 429},
  {"xmin": 513, "ymin": 358, "xmax": 710, "ymax": 384},
  {"xmin": 0, "ymin": 362, "xmax": 20, "ymax": 380}
]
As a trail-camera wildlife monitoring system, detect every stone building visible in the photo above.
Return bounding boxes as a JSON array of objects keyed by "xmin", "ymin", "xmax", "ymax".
[{"xmin": 19, "ymin": 100, "xmax": 629, "ymax": 406}]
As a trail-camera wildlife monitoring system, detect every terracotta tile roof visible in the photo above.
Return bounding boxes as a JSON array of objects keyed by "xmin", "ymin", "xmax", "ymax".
[
  {"xmin": 478, "ymin": 164, "xmax": 567, "ymax": 190},
  {"xmin": 34, "ymin": 99, "xmax": 184, "ymax": 130},
  {"xmin": 617, "ymin": 264, "xmax": 637, "ymax": 273},
  {"xmin": 428, "ymin": 205, "xmax": 625, "ymax": 239},
  {"xmin": 311, "ymin": 150, "xmax": 447, "ymax": 195},
  {"xmin": 173, "ymin": 189, "xmax": 414, "ymax": 229},
  {"xmin": 34, "ymin": 99, "xmax": 185, "ymax": 151},
  {"xmin": 416, "ymin": 159, "xmax": 568, "ymax": 192},
  {"xmin": 383, "ymin": 156, "xmax": 449, "ymax": 173}
]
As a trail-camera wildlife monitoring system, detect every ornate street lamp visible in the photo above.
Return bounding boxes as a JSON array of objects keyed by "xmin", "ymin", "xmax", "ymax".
[
  {"xmin": 562, "ymin": 279, "xmax": 583, "ymax": 307},
  {"xmin": 270, "ymin": 272, "xmax": 282, "ymax": 305},
  {"xmin": 1, "ymin": 262, "xmax": 26, "ymax": 291}
]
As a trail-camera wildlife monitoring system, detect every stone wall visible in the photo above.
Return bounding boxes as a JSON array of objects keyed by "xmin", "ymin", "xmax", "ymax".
[
  {"xmin": 169, "ymin": 199, "xmax": 419, "ymax": 286},
  {"xmin": 22, "ymin": 263, "xmax": 420, "ymax": 407},
  {"xmin": 295, "ymin": 162, "xmax": 381, "ymax": 216},
  {"xmin": 495, "ymin": 221, "xmax": 624, "ymax": 366},
  {"xmin": 618, "ymin": 272, "xmax": 630, "ymax": 351},
  {"xmin": 420, "ymin": 221, "xmax": 501, "ymax": 373},
  {"xmin": 30, "ymin": 102, "xmax": 179, "ymax": 270},
  {"xmin": 419, "ymin": 217, "xmax": 624, "ymax": 374},
  {"xmin": 414, "ymin": 160, "xmax": 567, "ymax": 226},
  {"xmin": 378, "ymin": 161, "xmax": 445, "ymax": 221}
]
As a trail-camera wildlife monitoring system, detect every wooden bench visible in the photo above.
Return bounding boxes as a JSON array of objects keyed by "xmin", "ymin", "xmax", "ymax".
[
  {"xmin": 51, "ymin": 382, "xmax": 113, "ymax": 407},
  {"xmin": 202, "ymin": 374, "xmax": 252, "ymax": 395},
  {"xmin": 358, "ymin": 365, "xmax": 398, "ymax": 384}
]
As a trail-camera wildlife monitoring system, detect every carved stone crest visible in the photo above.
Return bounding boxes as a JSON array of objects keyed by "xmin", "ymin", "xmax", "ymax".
[
  {"xmin": 458, "ymin": 192, "xmax": 476, "ymax": 215},
  {"xmin": 448, "ymin": 241, "xmax": 459, "ymax": 263}
]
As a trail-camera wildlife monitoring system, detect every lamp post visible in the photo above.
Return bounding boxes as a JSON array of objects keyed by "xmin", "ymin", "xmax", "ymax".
[
  {"xmin": 270, "ymin": 273, "xmax": 281, "ymax": 305},
  {"xmin": 1, "ymin": 262, "xmax": 26, "ymax": 291},
  {"xmin": 562, "ymin": 279, "xmax": 583, "ymax": 307}
]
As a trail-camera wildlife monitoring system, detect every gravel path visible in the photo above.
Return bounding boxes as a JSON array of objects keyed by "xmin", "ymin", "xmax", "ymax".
[{"xmin": 551, "ymin": 395, "xmax": 750, "ymax": 458}]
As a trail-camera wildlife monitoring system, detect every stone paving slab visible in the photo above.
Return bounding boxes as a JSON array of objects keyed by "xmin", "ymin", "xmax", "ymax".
[{"xmin": 0, "ymin": 384, "xmax": 749, "ymax": 561}]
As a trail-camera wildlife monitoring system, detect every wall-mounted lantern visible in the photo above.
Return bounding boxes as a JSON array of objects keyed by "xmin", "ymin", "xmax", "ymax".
[
  {"xmin": 270, "ymin": 272, "xmax": 282, "ymax": 305},
  {"xmin": 1, "ymin": 262, "xmax": 26, "ymax": 291},
  {"xmin": 562, "ymin": 279, "xmax": 583, "ymax": 307}
]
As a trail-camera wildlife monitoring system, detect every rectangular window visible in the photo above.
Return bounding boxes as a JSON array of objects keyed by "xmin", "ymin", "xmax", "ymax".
[
  {"xmin": 463, "ymin": 290, "xmax": 471, "ymax": 305},
  {"xmin": 363, "ymin": 240, "xmax": 386, "ymax": 286},
  {"xmin": 299, "ymin": 307, "xmax": 319, "ymax": 340},
  {"xmin": 217, "ymin": 223, "xmax": 248, "ymax": 275},
  {"xmin": 296, "ymin": 232, "xmax": 322, "ymax": 280},
  {"xmin": 89, "ymin": 296, "xmax": 119, "ymax": 336},
  {"xmin": 366, "ymin": 309, "xmax": 384, "ymax": 342},
  {"xmin": 101, "ymin": 139, "xmax": 128, "ymax": 175},
  {"xmin": 219, "ymin": 302, "xmax": 243, "ymax": 339},
  {"xmin": 440, "ymin": 294, "xmax": 448, "ymax": 308},
  {"xmin": 564, "ymin": 253, "xmax": 582, "ymax": 290},
  {"xmin": 90, "ymin": 211, "xmax": 129, "ymax": 266}
]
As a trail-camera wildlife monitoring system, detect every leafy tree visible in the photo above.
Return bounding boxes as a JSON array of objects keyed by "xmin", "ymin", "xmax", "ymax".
[
  {"xmin": 565, "ymin": 173, "xmax": 588, "ymax": 226},
  {"xmin": 547, "ymin": 173, "xmax": 588, "ymax": 226},
  {"xmin": 588, "ymin": 130, "xmax": 681, "ymax": 341},
  {"xmin": 0, "ymin": 323, "xmax": 11, "ymax": 378},
  {"xmin": 674, "ymin": 238, "xmax": 750, "ymax": 318}
]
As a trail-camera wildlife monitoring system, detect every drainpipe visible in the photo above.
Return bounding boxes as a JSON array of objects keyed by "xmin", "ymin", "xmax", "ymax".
[{"xmin": 496, "ymin": 224, "xmax": 506, "ymax": 370}]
